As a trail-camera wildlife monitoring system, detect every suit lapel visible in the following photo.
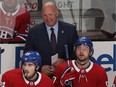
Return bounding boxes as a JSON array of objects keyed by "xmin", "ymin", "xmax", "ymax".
[
  {"xmin": 41, "ymin": 23, "xmax": 52, "ymax": 50},
  {"xmin": 57, "ymin": 21, "xmax": 66, "ymax": 47}
]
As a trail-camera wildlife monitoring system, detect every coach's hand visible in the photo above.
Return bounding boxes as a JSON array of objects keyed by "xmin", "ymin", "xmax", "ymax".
[
  {"xmin": 52, "ymin": 58, "xmax": 66, "ymax": 69},
  {"xmin": 41, "ymin": 65, "xmax": 54, "ymax": 76}
]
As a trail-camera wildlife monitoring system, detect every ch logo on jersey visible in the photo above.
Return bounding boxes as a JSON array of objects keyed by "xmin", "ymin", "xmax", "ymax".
[
  {"xmin": 5, "ymin": 17, "xmax": 13, "ymax": 25},
  {"xmin": 0, "ymin": 26, "xmax": 14, "ymax": 38}
]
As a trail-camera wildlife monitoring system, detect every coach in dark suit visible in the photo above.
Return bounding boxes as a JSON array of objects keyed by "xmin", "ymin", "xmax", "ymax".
[{"xmin": 24, "ymin": 2, "xmax": 78, "ymax": 77}]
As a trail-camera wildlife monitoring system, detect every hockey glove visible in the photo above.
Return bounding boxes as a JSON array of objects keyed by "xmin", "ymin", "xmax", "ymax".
[{"xmin": 60, "ymin": 67, "xmax": 75, "ymax": 86}]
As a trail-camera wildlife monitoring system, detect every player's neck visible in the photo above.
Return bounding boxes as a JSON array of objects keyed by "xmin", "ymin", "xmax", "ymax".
[
  {"xmin": 75, "ymin": 60, "xmax": 90, "ymax": 69},
  {"xmin": 26, "ymin": 72, "xmax": 39, "ymax": 82}
]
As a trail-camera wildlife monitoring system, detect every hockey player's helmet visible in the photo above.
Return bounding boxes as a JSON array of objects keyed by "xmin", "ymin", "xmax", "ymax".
[
  {"xmin": 74, "ymin": 37, "xmax": 94, "ymax": 55},
  {"xmin": 21, "ymin": 51, "xmax": 41, "ymax": 66}
]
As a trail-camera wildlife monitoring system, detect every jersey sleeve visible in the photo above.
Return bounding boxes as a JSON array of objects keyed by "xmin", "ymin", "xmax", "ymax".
[
  {"xmin": 97, "ymin": 67, "xmax": 108, "ymax": 87},
  {"xmin": 1, "ymin": 73, "xmax": 11, "ymax": 87},
  {"xmin": 54, "ymin": 62, "xmax": 69, "ymax": 87}
]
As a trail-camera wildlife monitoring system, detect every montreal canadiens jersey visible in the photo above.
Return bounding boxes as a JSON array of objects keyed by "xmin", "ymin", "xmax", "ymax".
[
  {"xmin": 1, "ymin": 68, "xmax": 54, "ymax": 87},
  {"xmin": 54, "ymin": 60, "xmax": 108, "ymax": 87},
  {"xmin": 0, "ymin": 2, "xmax": 30, "ymax": 42}
]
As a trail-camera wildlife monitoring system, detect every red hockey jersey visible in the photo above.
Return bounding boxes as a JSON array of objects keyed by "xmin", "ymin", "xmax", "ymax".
[
  {"xmin": 54, "ymin": 60, "xmax": 108, "ymax": 87},
  {"xmin": 0, "ymin": 2, "xmax": 30, "ymax": 43},
  {"xmin": 113, "ymin": 76, "xmax": 116, "ymax": 87},
  {"xmin": 1, "ymin": 68, "xmax": 54, "ymax": 87}
]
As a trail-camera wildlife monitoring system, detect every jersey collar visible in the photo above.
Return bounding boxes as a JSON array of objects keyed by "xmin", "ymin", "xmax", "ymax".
[
  {"xmin": 72, "ymin": 60, "xmax": 93, "ymax": 72},
  {"xmin": 22, "ymin": 71, "xmax": 42, "ymax": 86}
]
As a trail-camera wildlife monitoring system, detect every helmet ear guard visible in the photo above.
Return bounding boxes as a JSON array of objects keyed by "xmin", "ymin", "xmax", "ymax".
[
  {"xmin": 73, "ymin": 37, "xmax": 94, "ymax": 56},
  {"xmin": 90, "ymin": 47, "xmax": 94, "ymax": 56}
]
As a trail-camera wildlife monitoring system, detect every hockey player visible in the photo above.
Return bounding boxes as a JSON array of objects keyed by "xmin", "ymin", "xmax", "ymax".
[
  {"xmin": 0, "ymin": 0, "xmax": 30, "ymax": 43},
  {"xmin": 1, "ymin": 51, "xmax": 54, "ymax": 87},
  {"xmin": 54, "ymin": 37, "xmax": 108, "ymax": 87}
]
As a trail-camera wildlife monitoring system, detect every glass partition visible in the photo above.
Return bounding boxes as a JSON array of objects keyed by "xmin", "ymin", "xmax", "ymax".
[{"xmin": 0, "ymin": 0, "xmax": 115, "ymax": 43}]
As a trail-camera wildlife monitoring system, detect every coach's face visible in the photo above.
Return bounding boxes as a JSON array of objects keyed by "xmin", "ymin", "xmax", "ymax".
[
  {"xmin": 75, "ymin": 45, "xmax": 91, "ymax": 63},
  {"xmin": 22, "ymin": 62, "xmax": 39, "ymax": 80},
  {"xmin": 42, "ymin": 3, "xmax": 59, "ymax": 27}
]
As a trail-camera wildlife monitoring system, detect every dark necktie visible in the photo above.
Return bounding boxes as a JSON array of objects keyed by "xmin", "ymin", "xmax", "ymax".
[{"xmin": 50, "ymin": 28, "xmax": 57, "ymax": 55}]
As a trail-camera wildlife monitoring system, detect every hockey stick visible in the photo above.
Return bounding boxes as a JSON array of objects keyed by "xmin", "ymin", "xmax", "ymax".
[
  {"xmin": 64, "ymin": 45, "xmax": 70, "ymax": 67},
  {"xmin": 64, "ymin": 45, "xmax": 72, "ymax": 87}
]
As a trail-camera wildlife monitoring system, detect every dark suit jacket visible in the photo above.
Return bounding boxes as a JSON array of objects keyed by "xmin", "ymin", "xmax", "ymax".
[{"xmin": 24, "ymin": 20, "xmax": 78, "ymax": 66}]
